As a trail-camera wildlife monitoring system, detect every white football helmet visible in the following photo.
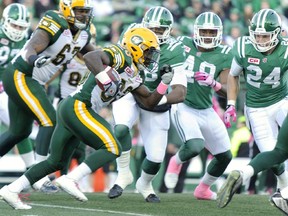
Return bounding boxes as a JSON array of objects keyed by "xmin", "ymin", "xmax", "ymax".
[
  {"xmin": 194, "ymin": 12, "xmax": 223, "ymax": 49},
  {"xmin": 1, "ymin": 3, "xmax": 30, "ymax": 42}
]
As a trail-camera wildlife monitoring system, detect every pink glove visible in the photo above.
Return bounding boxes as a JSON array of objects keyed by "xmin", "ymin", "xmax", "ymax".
[
  {"xmin": 224, "ymin": 105, "xmax": 237, "ymax": 128},
  {"xmin": 194, "ymin": 71, "xmax": 221, "ymax": 91},
  {"xmin": 0, "ymin": 81, "xmax": 4, "ymax": 93}
]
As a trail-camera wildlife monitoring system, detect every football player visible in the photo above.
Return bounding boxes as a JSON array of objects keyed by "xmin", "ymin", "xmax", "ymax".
[
  {"xmin": 45, "ymin": 24, "xmax": 97, "ymax": 176},
  {"xmin": 217, "ymin": 9, "xmax": 288, "ymax": 209},
  {"xmin": 0, "ymin": 4, "xmax": 36, "ymax": 170},
  {"xmin": 164, "ymin": 11, "xmax": 233, "ymax": 200},
  {"xmin": 108, "ymin": 6, "xmax": 187, "ymax": 202},
  {"xmin": 0, "ymin": 3, "xmax": 56, "ymax": 193},
  {"xmin": 0, "ymin": 0, "xmax": 95, "ymax": 193},
  {"xmin": 0, "ymin": 27, "xmax": 174, "ymax": 209}
]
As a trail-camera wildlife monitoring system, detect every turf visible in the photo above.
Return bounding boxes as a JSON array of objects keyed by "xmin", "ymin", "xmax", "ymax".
[{"xmin": 0, "ymin": 191, "xmax": 283, "ymax": 216}]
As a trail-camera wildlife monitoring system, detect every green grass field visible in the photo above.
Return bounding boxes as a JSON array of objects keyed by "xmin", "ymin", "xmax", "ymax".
[{"xmin": 0, "ymin": 191, "xmax": 284, "ymax": 216}]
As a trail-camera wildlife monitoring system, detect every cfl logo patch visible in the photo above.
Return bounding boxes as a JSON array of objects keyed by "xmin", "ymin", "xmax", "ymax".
[{"xmin": 248, "ymin": 57, "xmax": 260, "ymax": 65}]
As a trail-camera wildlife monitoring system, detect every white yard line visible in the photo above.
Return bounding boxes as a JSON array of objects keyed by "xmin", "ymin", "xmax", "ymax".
[{"xmin": 29, "ymin": 202, "xmax": 152, "ymax": 216}]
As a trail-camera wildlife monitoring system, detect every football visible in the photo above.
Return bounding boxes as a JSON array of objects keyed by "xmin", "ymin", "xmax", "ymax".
[{"xmin": 96, "ymin": 67, "xmax": 121, "ymax": 91}]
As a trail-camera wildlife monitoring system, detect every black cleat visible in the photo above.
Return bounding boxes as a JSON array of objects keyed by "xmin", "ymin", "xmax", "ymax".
[
  {"xmin": 108, "ymin": 184, "xmax": 123, "ymax": 199},
  {"xmin": 145, "ymin": 194, "xmax": 160, "ymax": 203}
]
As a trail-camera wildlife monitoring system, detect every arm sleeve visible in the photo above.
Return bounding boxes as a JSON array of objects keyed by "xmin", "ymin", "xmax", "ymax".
[
  {"xmin": 230, "ymin": 58, "xmax": 243, "ymax": 77},
  {"xmin": 170, "ymin": 65, "xmax": 187, "ymax": 87}
]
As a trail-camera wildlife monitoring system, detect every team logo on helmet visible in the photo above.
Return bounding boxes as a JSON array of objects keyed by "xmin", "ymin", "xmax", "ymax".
[{"xmin": 131, "ymin": 35, "xmax": 143, "ymax": 46}]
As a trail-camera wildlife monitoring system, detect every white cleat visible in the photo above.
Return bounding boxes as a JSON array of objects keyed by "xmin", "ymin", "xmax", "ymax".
[
  {"xmin": 270, "ymin": 191, "xmax": 288, "ymax": 215},
  {"xmin": 55, "ymin": 175, "xmax": 88, "ymax": 202},
  {"xmin": 0, "ymin": 186, "xmax": 31, "ymax": 210}
]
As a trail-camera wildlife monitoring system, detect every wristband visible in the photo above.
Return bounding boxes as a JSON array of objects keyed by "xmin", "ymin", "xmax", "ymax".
[
  {"xmin": 157, "ymin": 95, "xmax": 167, "ymax": 105},
  {"xmin": 227, "ymin": 100, "xmax": 236, "ymax": 106},
  {"xmin": 95, "ymin": 69, "xmax": 111, "ymax": 84},
  {"xmin": 213, "ymin": 81, "xmax": 222, "ymax": 91},
  {"xmin": 28, "ymin": 55, "xmax": 39, "ymax": 66},
  {"xmin": 156, "ymin": 81, "xmax": 168, "ymax": 95}
]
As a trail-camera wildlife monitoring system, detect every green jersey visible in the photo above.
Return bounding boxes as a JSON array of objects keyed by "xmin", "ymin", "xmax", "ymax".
[
  {"xmin": 144, "ymin": 37, "xmax": 185, "ymax": 91},
  {"xmin": 178, "ymin": 36, "xmax": 233, "ymax": 109},
  {"xmin": 0, "ymin": 27, "xmax": 26, "ymax": 80},
  {"xmin": 73, "ymin": 43, "xmax": 143, "ymax": 111},
  {"xmin": 232, "ymin": 36, "xmax": 288, "ymax": 108}
]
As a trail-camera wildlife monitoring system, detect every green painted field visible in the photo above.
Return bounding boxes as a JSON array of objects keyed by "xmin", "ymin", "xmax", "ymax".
[{"xmin": 0, "ymin": 191, "xmax": 283, "ymax": 216}]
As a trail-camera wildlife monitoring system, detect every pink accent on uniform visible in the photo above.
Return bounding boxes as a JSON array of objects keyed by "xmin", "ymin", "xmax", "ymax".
[
  {"xmin": 156, "ymin": 81, "xmax": 168, "ymax": 95},
  {"xmin": 224, "ymin": 105, "xmax": 237, "ymax": 128},
  {"xmin": 194, "ymin": 182, "xmax": 217, "ymax": 200},
  {"xmin": 166, "ymin": 155, "xmax": 182, "ymax": 175}
]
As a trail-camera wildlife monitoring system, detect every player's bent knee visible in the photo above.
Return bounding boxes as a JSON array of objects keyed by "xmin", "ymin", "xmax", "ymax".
[
  {"xmin": 114, "ymin": 124, "xmax": 130, "ymax": 139},
  {"xmin": 214, "ymin": 150, "xmax": 232, "ymax": 165},
  {"xmin": 179, "ymin": 138, "xmax": 205, "ymax": 161}
]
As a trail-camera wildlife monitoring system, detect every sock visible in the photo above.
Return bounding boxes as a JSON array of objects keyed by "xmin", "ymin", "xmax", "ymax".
[
  {"xmin": 67, "ymin": 162, "xmax": 92, "ymax": 182},
  {"xmin": 201, "ymin": 172, "xmax": 218, "ymax": 186},
  {"xmin": 20, "ymin": 151, "xmax": 35, "ymax": 168},
  {"xmin": 35, "ymin": 153, "xmax": 47, "ymax": 163},
  {"xmin": 8, "ymin": 175, "xmax": 31, "ymax": 193},
  {"xmin": 139, "ymin": 170, "xmax": 155, "ymax": 186},
  {"xmin": 240, "ymin": 165, "xmax": 254, "ymax": 183},
  {"xmin": 116, "ymin": 150, "xmax": 131, "ymax": 173},
  {"xmin": 33, "ymin": 176, "xmax": 50, "ymax": 190},
  {"xmin": 277, "ymin": 170, "xmax": 288, "ymax": 190}
]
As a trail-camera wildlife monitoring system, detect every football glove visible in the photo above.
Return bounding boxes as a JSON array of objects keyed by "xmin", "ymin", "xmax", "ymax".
[
  {"xmin": 34, "ymin": 56, "xmax": 52, "ymax": 68},
  {"xmin": 102, "ymin": 81, "xmax": 119, "ymax": 97},
  {"xmin": 194, "ymin": 71, "xmax": 221, "ymax": 91},
  {"xmin": 160, "ymin": 64, "xmax": 174, "ymax": 85},
  {"xmin": 224, "ymin": 105, "xmax": 237, "ymax": 128}
]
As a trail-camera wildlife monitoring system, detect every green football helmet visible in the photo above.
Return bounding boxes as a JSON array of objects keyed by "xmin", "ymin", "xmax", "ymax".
[
  {"xmin": 142, "ymin": 6, "xmax": 173, "ymax": 44},
  {"xmin": 249, "ymin": 9, "xmax": 282, "ymax": 52},
  {"xmin": 194, "ymin": 12, "xmax": 223, "ymax": 49},
  {"xmin": 1, "ymin": 3, "xmax": 30, "ymax": 42}
]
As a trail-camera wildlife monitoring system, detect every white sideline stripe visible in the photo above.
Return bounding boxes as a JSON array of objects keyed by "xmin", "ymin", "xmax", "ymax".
[{"xmin": 29, "ymin": 203, "xmax": 152, "ymax": 216}]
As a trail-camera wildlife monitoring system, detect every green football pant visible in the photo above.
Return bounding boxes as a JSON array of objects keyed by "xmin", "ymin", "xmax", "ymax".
[
  {"xmin": 25, "ymin": 97, "xmax": 121, "ymax": 184},
  {"xmin": 0, "ymin": 67, "xmax": 56, "ymax": 157}
]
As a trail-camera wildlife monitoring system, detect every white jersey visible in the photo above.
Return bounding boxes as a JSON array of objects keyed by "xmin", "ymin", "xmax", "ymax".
[
  {"xmin": 91, "ymin": 71, "xmax": 142, "ymax": 112},
  {"xmin": 12, "ymin": 10, "xmax": 91, "ymax": 85},
  {"xmin": 59, "ymin": 56, "xmax": 89, "ymax": 99}
]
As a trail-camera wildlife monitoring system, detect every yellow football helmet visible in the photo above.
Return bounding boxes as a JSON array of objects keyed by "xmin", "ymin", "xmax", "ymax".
[
  {"xmin": 59, "ymin": 0, "xmax": 93, "ymax": 30},
  {"xmin": 122, "ymin": 27, "xmax": 160, "ymax": 71}
]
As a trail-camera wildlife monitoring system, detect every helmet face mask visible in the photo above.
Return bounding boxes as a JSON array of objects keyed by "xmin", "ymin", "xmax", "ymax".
[
  {"xmin": 194, "ymin": 12, "xmax": 223, "ymax": 49},
  {"xmin": 122, "ymin": 27, "xmax": 160, "ymax": 73},
  {"xmin": 249, "ymin": 9, "xmax": 282, "ymax": 52},
  {"xmin": 59, "ymin": 0, "xmax": 93, "ymax": 30},
  {"xmin": 142, "ymin": 6, "xmax": 173, "ymax": 44},
  {"xmin": 1, "ymin": 3, "xmax": 30, "ymax": 42}
]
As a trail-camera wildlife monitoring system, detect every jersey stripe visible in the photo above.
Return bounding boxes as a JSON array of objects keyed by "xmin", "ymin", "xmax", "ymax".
[
  {"xmin": 237, "ymin": 37, "xmax": 246, "ymax": 58},
  {"xmin": 104, "ymin": 45, "xmax": 125, "ymax": 69},
  {"xmin": 221, "ymin": 45, "xmax": 231, "ymax": 54},
  {"xmin": 14, "ymin": 70, "xmax": 53, "ymax": 126},
  {"xmin": 74, "ymin": 100, "xmax": 119, "ymax": 155},
  {"xmin": 167, "ymin": 41, "xmax": 182, "ymax": 51},
  {"xmin": 172, "ymin": 110, "xmax": 186, "ymax": 143},
  {"xmin": 284, "ymin": 45, "xmax": 288, "ymax": 59},
  {"xmin": 38, "ymin": 17, "xmax": 61, "ymax": 36}
]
